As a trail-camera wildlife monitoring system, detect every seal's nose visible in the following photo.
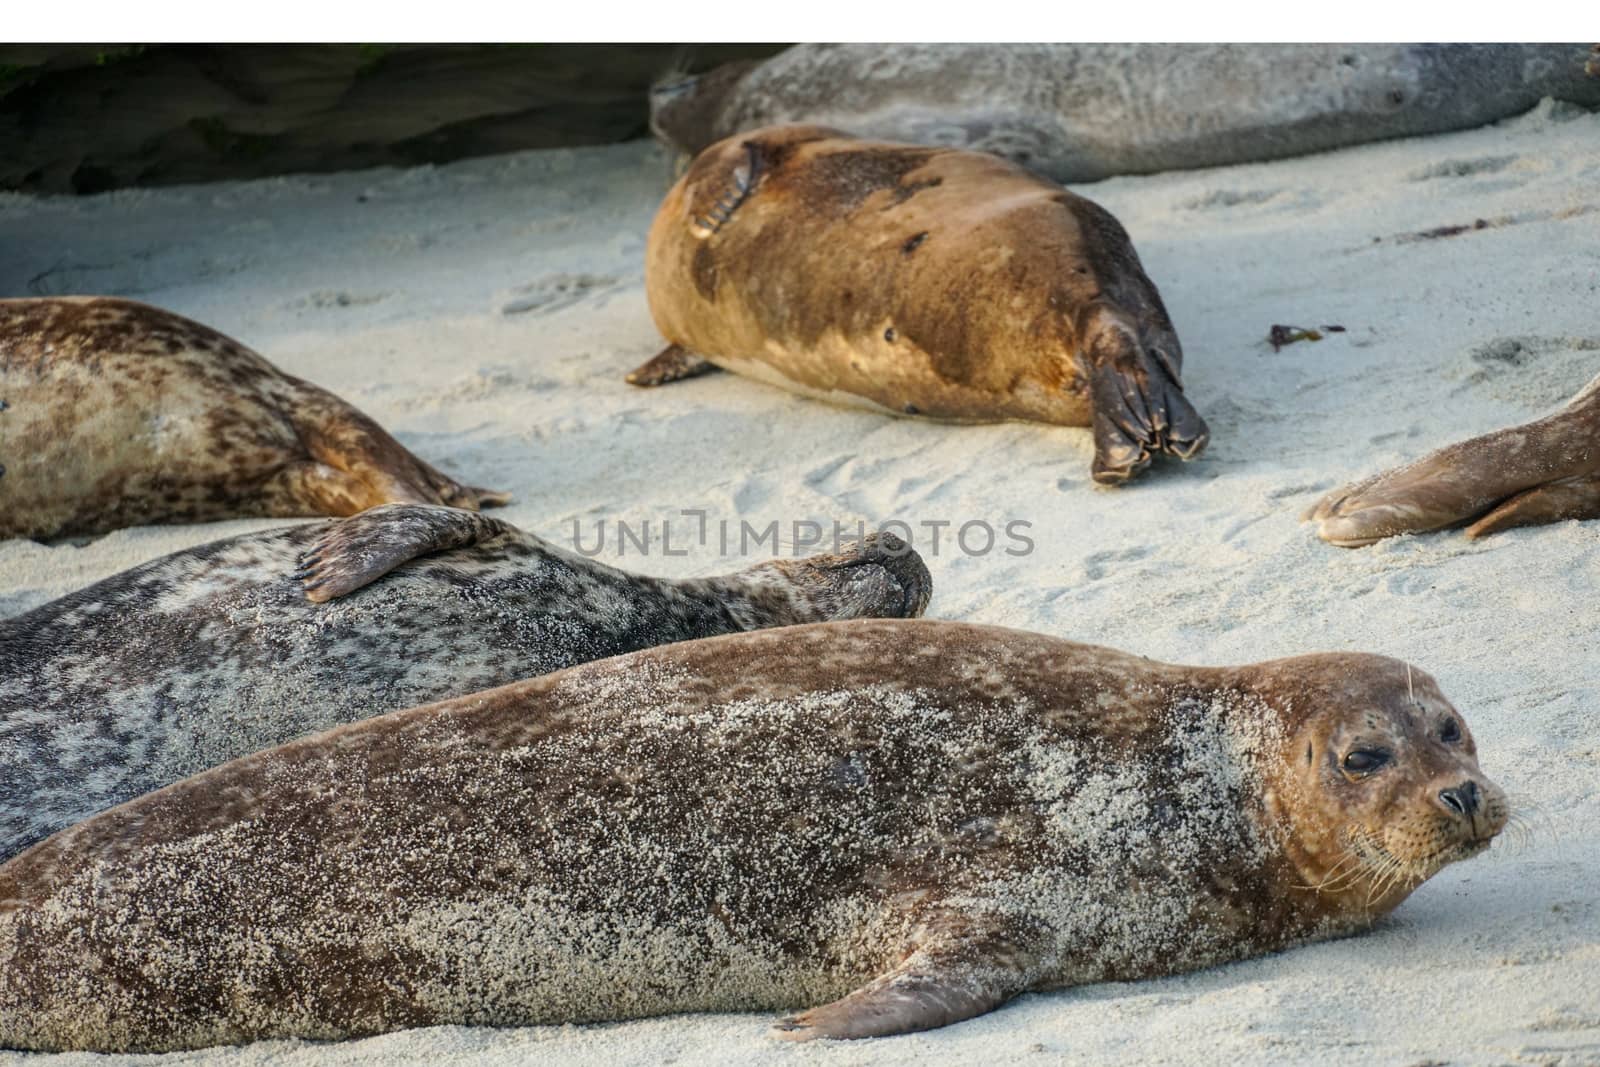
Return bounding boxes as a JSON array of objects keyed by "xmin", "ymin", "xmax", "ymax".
[{"xmin": 1437, "ymin": 780, "xmax": 1480, "ymax": 818}]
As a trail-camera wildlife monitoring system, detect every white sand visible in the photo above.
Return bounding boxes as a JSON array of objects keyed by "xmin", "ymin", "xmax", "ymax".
[{"xmin": 3, "ymin": 102, "xmax": 1599, "ymax": 1065}]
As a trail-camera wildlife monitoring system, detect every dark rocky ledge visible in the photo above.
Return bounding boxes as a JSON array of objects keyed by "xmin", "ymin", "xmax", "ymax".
[{"xmin": 0, "ymin": 44, "xmax": 787, "ymax": 194}]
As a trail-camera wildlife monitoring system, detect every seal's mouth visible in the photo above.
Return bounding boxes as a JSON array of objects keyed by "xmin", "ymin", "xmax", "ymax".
[
  {"xmin": 1313, "ymin": 817, "xmax": 1503, "ymax": 905},
  {"xmin": 1446, "ymin": 834, "xmax": 1497, "ymax": 862}
]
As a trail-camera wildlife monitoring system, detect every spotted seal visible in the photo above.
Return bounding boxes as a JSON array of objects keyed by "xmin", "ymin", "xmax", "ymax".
[
  {"xmin": 0, "ymin": 618, "xmax": 1505, "ymax": 1051},
  {"xmin": 632, "ymin": 125, "xmax": 1207, "ymax": 484},
  {"xmin": 650, "ymin": 44, "xmax": 1600, "ymax": 182},
  {"xmin": 1307, "ymin": 371, "xmax": 1600, "ymax": 545},
  {"xmin": 0, "ymin": 297, "xmax": 508, "ymax": 540},
  {"xmin": 0, "ymin": 504, "xmax": 930, "ymax": 860}
]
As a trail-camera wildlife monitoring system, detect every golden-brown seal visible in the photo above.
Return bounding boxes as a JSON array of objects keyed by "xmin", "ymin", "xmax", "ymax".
[
  {"xmin": 0, "ymin": 297, "xmax": 508, "ymax": 540},
  {"xmin": 1306, "ymin": 371, "xmax": 1600, "ymax": 546},
  {"xmin": 632, "ymin": 126, "xmax": 1208, "ymax": 485},
  {"xmin": 0, "ymin": 619, "xmax": 1505, "ymax": 1051}
]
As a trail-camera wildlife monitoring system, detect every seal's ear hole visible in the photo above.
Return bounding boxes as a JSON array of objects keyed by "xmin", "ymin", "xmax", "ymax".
[{"xmin": 1305, "ymin": 743, "xmax": 1313, "ymax": 765}]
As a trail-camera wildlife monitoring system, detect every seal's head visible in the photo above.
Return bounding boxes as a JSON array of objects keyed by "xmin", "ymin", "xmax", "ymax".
[
  {"xmin": 649, "ymin": 61, "xmax": 761, "ymax": 158},
  {"xmin": 704, "ymin": 531, "xmax": 932, "ymax": 628},
  {"xmin": 1259, "ymin": 655, "xmax": 1508, "ymax": 917}
]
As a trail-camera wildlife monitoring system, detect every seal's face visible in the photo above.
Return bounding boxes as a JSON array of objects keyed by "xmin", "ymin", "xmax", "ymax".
[
  {"xmin": 648, "ymin": 61, "xmax": 761, "ymax": 156},
  {"xmin": 1280, "ymin": 660, "xmax": 1508, "ymax": 912}
]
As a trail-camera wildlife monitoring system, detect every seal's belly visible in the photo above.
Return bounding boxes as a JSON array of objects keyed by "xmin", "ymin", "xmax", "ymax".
[{"xmin": 706, "ymin": 338, "xmax": 1094, "ymax": 427}]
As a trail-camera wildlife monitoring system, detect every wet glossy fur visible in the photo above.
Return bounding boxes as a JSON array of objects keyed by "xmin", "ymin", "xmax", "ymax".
[{"xmin": 640, "ymin": 127, "xmax": 1207, "ymax": 483}]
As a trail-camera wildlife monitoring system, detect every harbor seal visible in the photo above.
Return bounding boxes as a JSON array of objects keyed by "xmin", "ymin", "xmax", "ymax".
[
  {"xmin": 0, "ymin": 297, "xmax": 508, "ymax": 540},
  {"xmin": 1307, "ymin": 371, "xmax": 1600, "ymax": 546},
  {"xmin": 0, "ymin": 504, "xmax": 930, "ymax": 860},
  {"xmin": 633, "ymin": 125, "xmax": 1207, "ymax": 484},
  {"xmin": 650, "ymin": 43, "xmax": 1600, "ymax": 183},
  {"xmin": 0, "ymin": 619, "xmax": 1505, "ymax": 1051}
]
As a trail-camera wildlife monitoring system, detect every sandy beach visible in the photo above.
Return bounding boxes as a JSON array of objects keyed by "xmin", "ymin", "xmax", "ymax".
[{"xmin": 2, "ymin": 100, "xmax": 1598, "ymax": 1065}]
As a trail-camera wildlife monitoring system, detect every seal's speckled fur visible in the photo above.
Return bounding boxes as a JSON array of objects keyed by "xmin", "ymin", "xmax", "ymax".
[
  {"xmin": 0, "ymin": 504, "xmax": 930, "ymax": 860},
  {"xmin": 0, "ymin": 297, "xmax": 507, "ymax": 540},
  {"xmin": 650, "ymin": 44, "xmax": 1600, "ymax": 183},
  {"xmin": 0, "ymin": 620, "xmax": 1504, "ymax": 1051}
]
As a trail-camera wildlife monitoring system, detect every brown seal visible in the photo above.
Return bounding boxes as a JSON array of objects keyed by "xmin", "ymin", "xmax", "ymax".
[
  {"xmin": 631, "ymin": 125, "xmax": 1208, "ymax": 485},
  {"xmin": 1307, "ymin": 372, "xmax": 1600, "ymax": 546},
  {"xmin": 0, "ymin": 619, "xmax": 1505, "ymax": 1051},
  {"xmin": 0, "ymin": 297, "xmax": 508, "ymax": 540},
  {"xmin": 0, "ymin": 503, "xmax": 931, "ymax": 861}
]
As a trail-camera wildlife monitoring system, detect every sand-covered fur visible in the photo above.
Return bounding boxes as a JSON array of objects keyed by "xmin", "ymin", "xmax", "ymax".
[
  {"xmin": 0, "ymin": 504, "xmax": 930, "ymax": 860},
  {"xmin": 0, "ymin": 620, "xmax": 1503, "ymax": 1052},
  {"xmin": 0, "ymin": 104, "xmax": 1594, "ymax": 1066}
]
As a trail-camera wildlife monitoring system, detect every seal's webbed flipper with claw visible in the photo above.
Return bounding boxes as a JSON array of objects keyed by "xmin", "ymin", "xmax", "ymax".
[
  {"xmin": 294, "ymin": 503, "xmax": 519, "ymax": 603},
  {"xmin": 282, "ymin": 378, "xmax": 512, "ymax": 516},
  {"xmin": 1307, "ymin": 371, "xmax": 1600, "ymax": 546},
  {"xmin": 1080, "ymin": 308, "xmax": 1209, "ymax": 485},
  {"xmin": 625, "ymin": 343, "xmax": 722, "ymax": 387},
  {"xmin": 695, "ymin": 530, "xmax": 933, "ymax": 627},
  {"xmin": 688, "ymin": 140, "xmax": 764, "ymax": 238},
  {"xmin": 678, "ymin": 124, "xmax": 838, "ymax": 239},
  {"xmin": 771, "ymin": 914, "xmax": 1036, "ymax": 1040},
  {"xmin": 1463, "ymin": 473, "xmax": 1600, "ymax": 538}
]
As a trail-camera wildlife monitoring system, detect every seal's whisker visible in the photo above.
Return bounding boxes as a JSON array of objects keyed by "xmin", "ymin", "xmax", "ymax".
[{"xmin": 1297, "ymin": 850, "xmax": 1367, "ymax": 893}]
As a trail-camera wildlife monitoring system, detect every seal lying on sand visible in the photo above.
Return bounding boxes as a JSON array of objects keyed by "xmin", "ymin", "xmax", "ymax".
[
  {"xmin": 634, "ymin": 125, "xmax": 1207, "ymax": 484},
  {"xmin": 650, "ymin": 44, "xmax": 1600, "ymax": 183},
  {"xmin": 1307, "ymin": 372, "xmax": 1600, "ymax": 546},
  {"xmin": 0, "ymin": 297, "xmax": 507, "ymax": 540},
  {"xmin": 0, "ymin": 504, "xmax": 930, "ymax": 860},
  {"xmin": 0, "ymin": 619, "xmax": 1505, "ymax": 1051}
]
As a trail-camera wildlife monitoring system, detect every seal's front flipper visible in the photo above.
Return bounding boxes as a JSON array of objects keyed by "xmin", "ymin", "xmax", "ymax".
[
  {"xmin": 1465, "ymin": 473, "xmax": 1600, "ymax": 538},
  {"xmin": 625, "ymin": 344, "xmax": 721, "ymax": 387},
  {"xmin": 770, "ymin": 916, "xmax": 1035, "ymax": 1040},
  {"xmin": 706, "ymin": 531, "xmax": 933, "ymax": 628},
  {"xmin": 1081, "ymin": 315, "xmax": 1209, "ymax": 485},
  {"xmin": 686, "ymin": 139, "xmax": 765, "ymax": 238},
  {"xmin": 293, "ymin": 503, "xmax": 518, "ymax": 603}
]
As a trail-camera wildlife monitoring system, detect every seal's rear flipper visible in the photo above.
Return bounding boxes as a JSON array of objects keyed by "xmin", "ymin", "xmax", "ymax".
[
  {"xmin": 625, "ymin": 344, "xmax": 721, "ymax": 387},
  {"xmin": 1082, "ymin": 317, "xmax": 1209, "ymax": 485},
  {"xmin": 770, "ymin": 915, "xmax": 1033, "ymax": 1040},
  {"xmin": 1464, "ymin": 474, "xmax": 1600, "ymax": 538},
  {"xmin": 283, "ymin": 378, "xmax": 511, "ymax": 514},
  {"xmin": 293, "ymin": 503, "xmax": 518, "ymax": 603},
  {"xmin": 1307, "ymin": 373, "xmax": 1600, "ymax": 546}
]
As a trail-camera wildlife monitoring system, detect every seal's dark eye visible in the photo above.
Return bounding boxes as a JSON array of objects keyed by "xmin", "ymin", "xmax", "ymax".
[
  {"xmin": 1440, "ymin": 718, "xmax": 1460, "ymax": 743},
  {"xmin": 1342, "ymin": 750, "xmax": 1389, "ymax": 776}
]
